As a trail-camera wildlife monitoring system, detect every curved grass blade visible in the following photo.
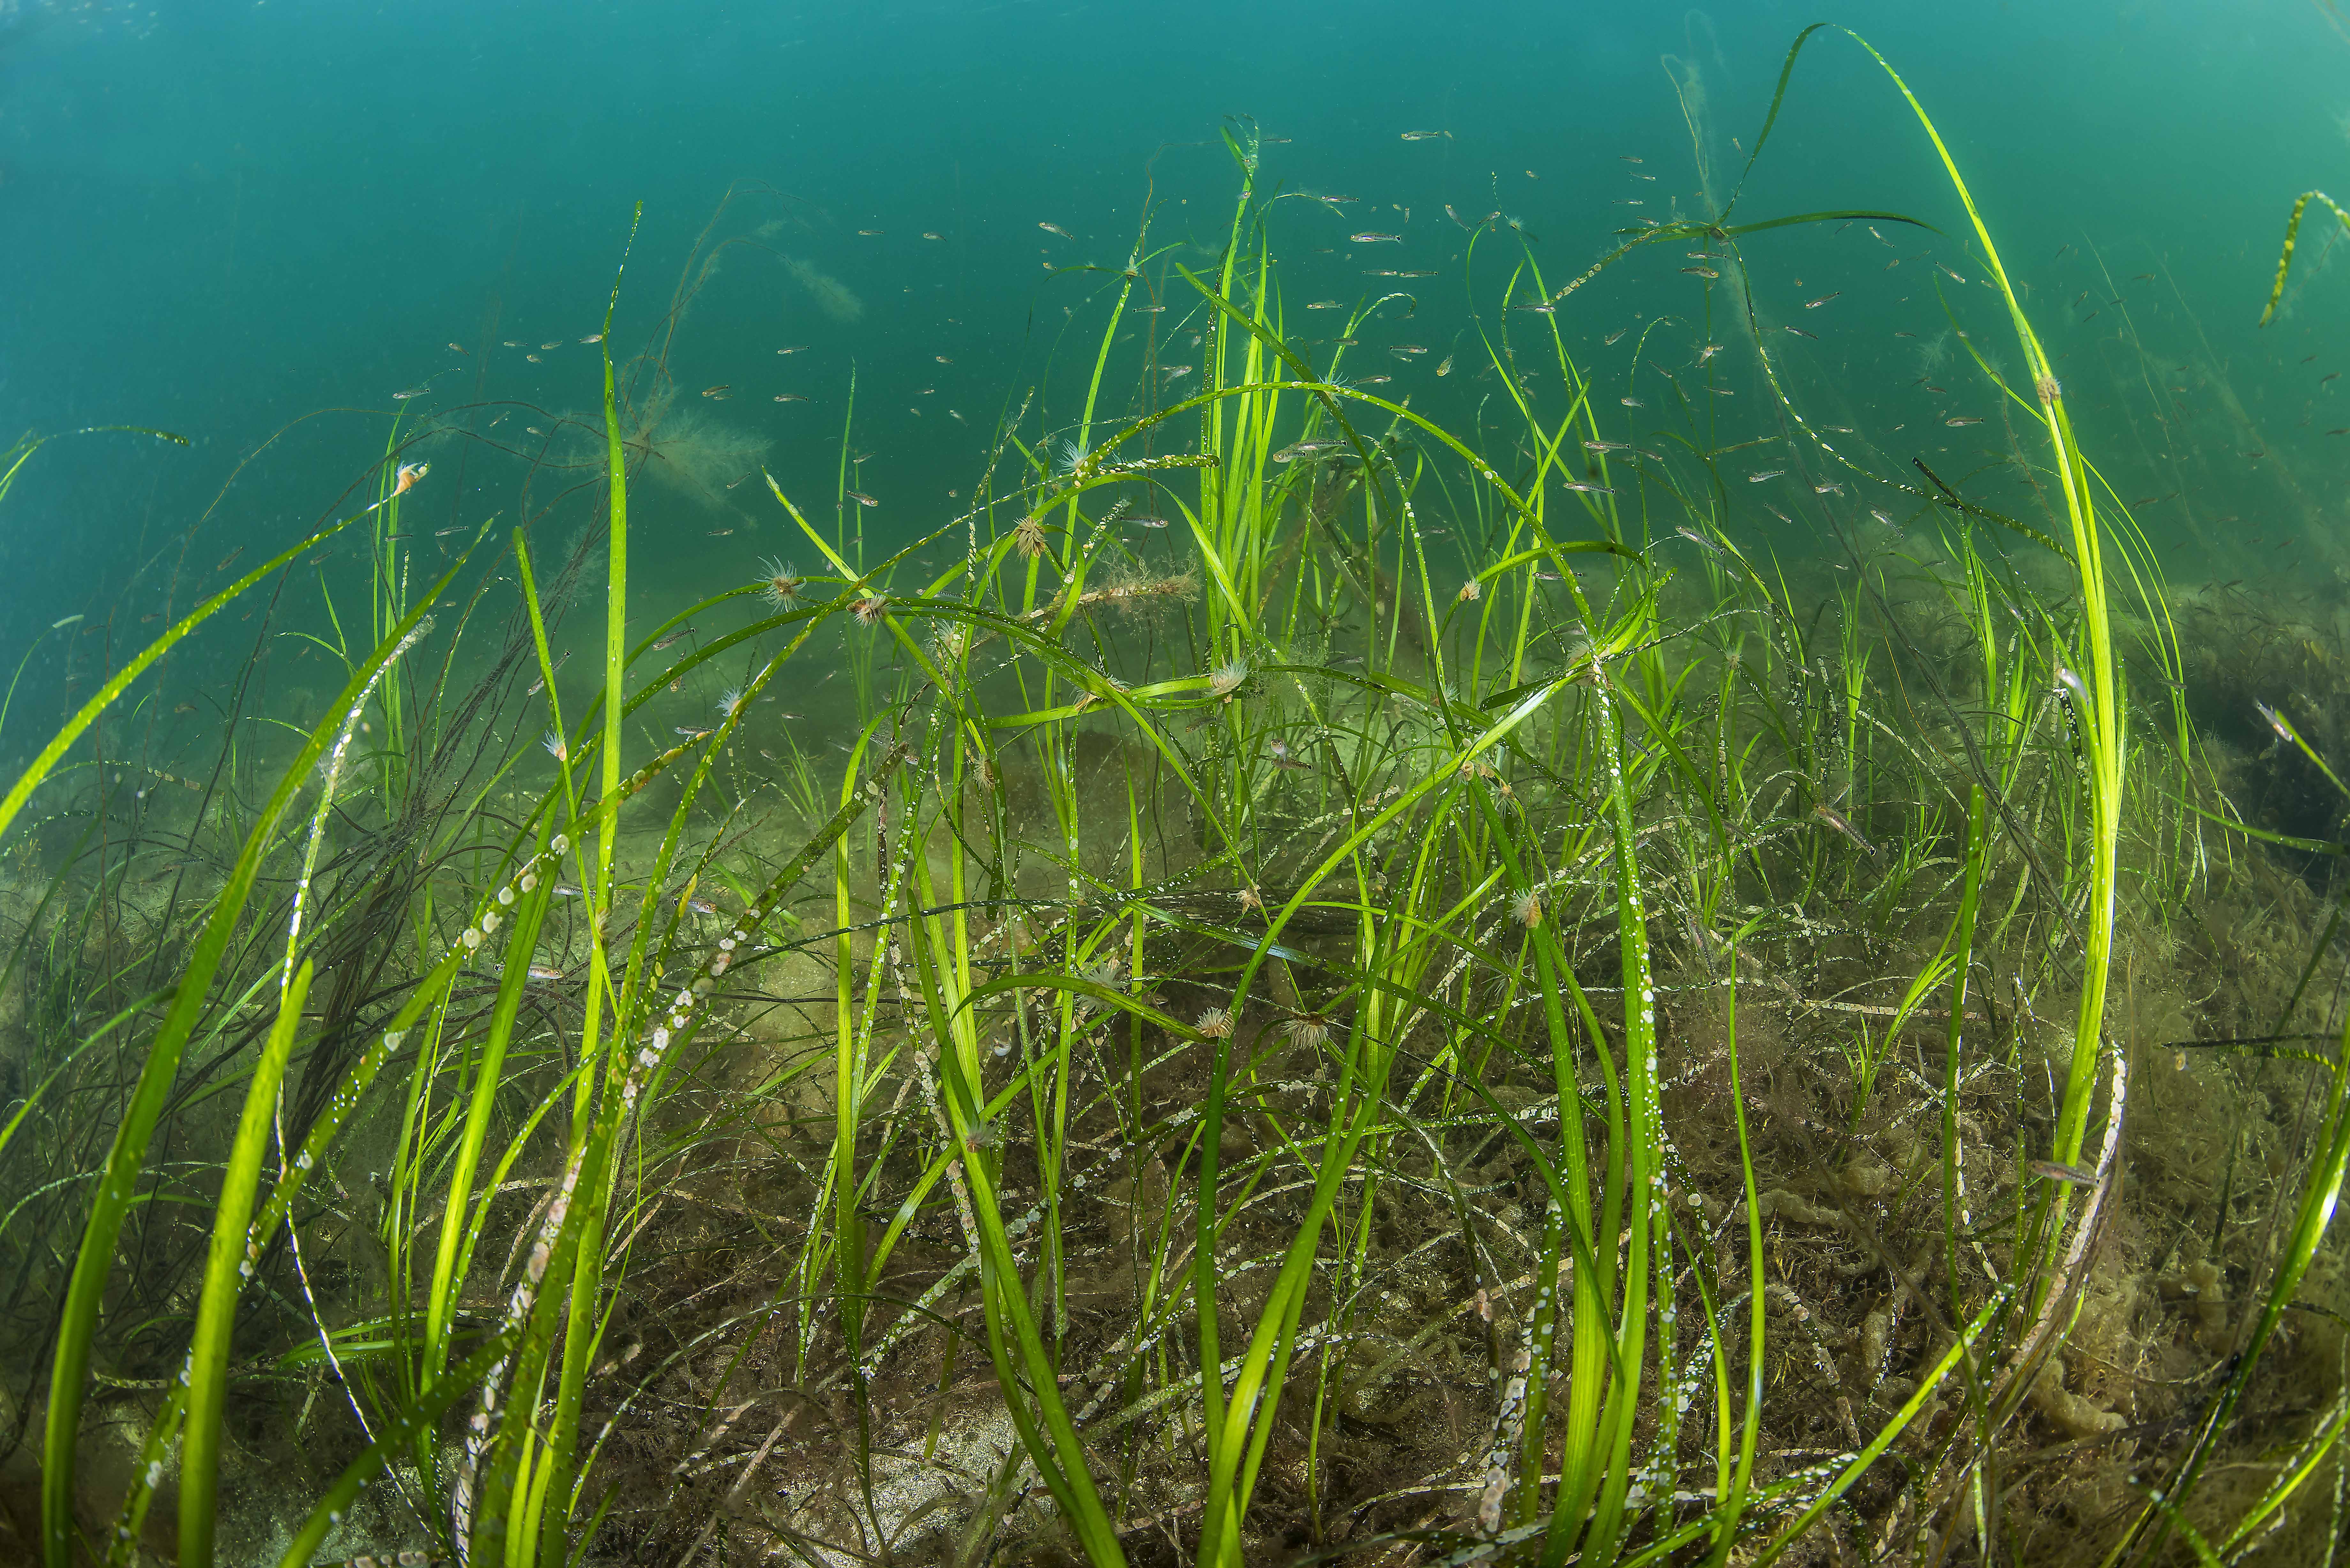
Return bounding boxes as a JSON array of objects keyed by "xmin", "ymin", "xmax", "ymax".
[
  {"xmin": 2258, "ymin": 190, "xmax": 2350, "ymax": 327},
  {"xmin": 273, "ymin": 1322, "xmax": 527, "ymax": 1568},
  {"xmin": 0, "ymin": 423, "xmax": 186, "ymax": 510},
  {"xmin": 1751, "ymin": 1292, "xmax": 2006, "ymax": 1565},
  {"xmin": 179, "ymin": 960, "xmax": 313, "ymax": 1567},
  {"xmin": 0, "ymin": 499, "xmax": 400, "ymax": 841},
  {"xmin": 41, "ymin": 577, "xmax": 453, "ymax": 1568}
]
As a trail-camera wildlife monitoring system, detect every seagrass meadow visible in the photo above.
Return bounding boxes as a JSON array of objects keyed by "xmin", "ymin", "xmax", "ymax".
[{"xmin": 15, "ymin": 11, "xmax": 2350, "ymax": 1568}]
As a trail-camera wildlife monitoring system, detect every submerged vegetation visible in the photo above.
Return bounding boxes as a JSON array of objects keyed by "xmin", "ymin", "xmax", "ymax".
[{"xmin": 11, "ymin": 28, "xmax": 2350, "ymax": 1568}]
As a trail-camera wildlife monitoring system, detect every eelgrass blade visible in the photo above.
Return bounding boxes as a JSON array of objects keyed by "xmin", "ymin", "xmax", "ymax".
[
  {"xmin": 2216, "ymin": 1388, "xmax": 2350, "ymax": 1556},
  {"xmin": 0, "ymin": 986, "xmax": 170, "ymax": 1169},
  {"xmin": 1704, "ymin": 948, "xmax": 1767, "ymax": 1568},
  {"xmin": 905, "ymin": 886, "xmax": 1131, "ymax": 1567},
  {"xmin": 1943, "ymin": 785, "xmax": 1989, "ymax": 1324},
  {"xmin": 1561, "ymin": 654, "xmax": 1664, "ymax": 1568},
  {"xmin": 2258, "ymin": 190, "xmax": 2350, "ymax": 327},
  {"xmin": 505, "ymin": 208, "xmax": 645, "ymax": 1565},
  {"xmin": 276, "ymin": 1320, "xmax": 530, "ymax": 1568},
  {"xmin": 2115, "ymin": 999, "xmax": 2350, "ymax": 1560},
  {"xmin": 0, "ymin": 499, "xmax": 387, "ymax": 842},
  {"xmin": 41, "ymin": 576, "xmax": 455, "ymax": 1568},
  {"xmin": 465, "ymin": 746, "xmax": 898, "ymax": 1565},
  {"xmin": 423, "ymin": 876, "xmax": 554, "ymax": 1374},
  {"xmin": 179, "ymin": 960, "xmax": 313, "ymax": 1568},
  {"xmin": 1750, "ymin": 1293, "xmax": 2006, "ymax": 1566},
  {"xmin": 1733, "ymin": 30, "xmax": 2122, "ymax": 1300},
  {"xmin": 0, "ymin": 423, "xmax": 185, "ymax": 511},
  {"xmin": 2124, "ymin": 1483, "xmax": 2226, "ymax": 1568}
]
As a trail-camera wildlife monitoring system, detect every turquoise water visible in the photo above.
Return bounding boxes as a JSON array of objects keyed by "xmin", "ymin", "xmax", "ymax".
[
  {"xmin": 11, "ymin": 6, "xmax": 2350, "ymax": 1557},
  {"xmin": 2, "ymin": 0, "xmax": 2344, "ymax": 715}
]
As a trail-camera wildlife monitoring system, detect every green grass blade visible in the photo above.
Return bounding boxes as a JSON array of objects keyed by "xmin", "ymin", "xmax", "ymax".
[
  {"xmin": 0, "ymin": 501, "xmax": 388, "ymax": 842},
  {"xmin": 40, "ymin": 579, "xmax": 452, "ymax": 1568},
  {"xmin": 2258, "ymin": 190, "xmax": 2350, "ymax": 326},
  {"xmin": 179, "ymin": 959, "xmax": 313, "ymax": 1567}
]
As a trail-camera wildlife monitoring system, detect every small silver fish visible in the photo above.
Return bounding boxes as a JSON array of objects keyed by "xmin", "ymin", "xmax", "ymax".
[
  {"xmin": 1350, "ymin": 232, "xmax": 1404, "ymax": 244},
  {"xmin": 1747, "ymin": 470, "xmax": 1784, "ymax": 483},
  {"xmin": 525, "ymin": 652, "xmax": 572, "ymax": 697},
  {"xmin": 1805, "ymin": 293, "xmax": 1840, "ymax": 309},
  {"xmin": 845, "ymin": 489, "xmax": 879, "ymax": 507},
  {"xmin": 1813, "ymin": 805, "xmax": 1880, "ymax": 859},
  {"xmin": 2028, "ymin": 1158, "xmax": 2099, "ymax": 1186},
  {"xmin": 1039, "ymin": 221, "xmax": 1073, "ymax": 238},
  {"xmin": 1561, "ymin": 481, "xmax": 1615, "ymax": 494}
]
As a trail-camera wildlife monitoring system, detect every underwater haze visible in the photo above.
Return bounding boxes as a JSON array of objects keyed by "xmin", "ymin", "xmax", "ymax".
[
  {"xmin": 21, "ymin": 2, "xmax": 2350, "ymax": 1565},
  {"xmin": 3, "ymin": 0, "xmax": 2346, "ymax": 663}
]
